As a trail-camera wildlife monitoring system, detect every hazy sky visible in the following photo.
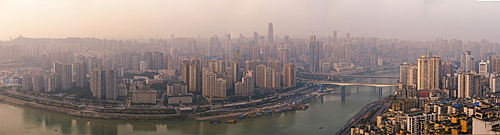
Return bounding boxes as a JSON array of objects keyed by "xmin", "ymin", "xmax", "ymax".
[{"xmin": 1, "ymin": 0, "xmax": 499, "ymax": 42}]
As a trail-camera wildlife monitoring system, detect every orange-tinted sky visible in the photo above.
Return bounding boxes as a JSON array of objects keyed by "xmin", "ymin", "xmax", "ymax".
[{"xmin": 1, "ymin": 0, "xmax": 499, "ymax": 42}]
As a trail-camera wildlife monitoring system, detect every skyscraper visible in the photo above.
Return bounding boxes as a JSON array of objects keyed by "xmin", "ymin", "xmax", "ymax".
[
  {"xmin": 333, "ymin": 30, "xmax": 338, "ymax": 43},
  {"xmin": 255, "ymin": 64, "xmax": 280, "ymax": 88},
  {"xmin": 255, "ymin": 64, "xmax": 266, "ymax": 87},
  {"xmin": 457, "ymin": 73, "xmax": 482, "ymax": 98},
  {"xmin": 143, "ymin": 51, "xmax": 153, "ymax": 70},
  {"xmin": 235, "ymin": 72, "xmax": 255, "ymax": 95},
  {"xmin": 230, "ymin": 60, "xmax": 241, "ymax": 83},
  {"xmin": 153, "ymin": 51, "xmax": 164, "ymax": 70},
  {"xmin": 267, "ymin": 59, "xmax": 281, "ymax": 73},
  {"xmin": 91, "ymin": 68, "xmax": 104, "ymax": 99},
  {"xmin": 461, "ymin": 51, "xmax": 474, "ymax": 73},
  {"xmin": 308, "ymin": 34, "xmax": 320, "ymax": 72},
  {"xmin": 479, "ymin": 60, "xmax": 488, "ymax": 77},
  {"xmin": 491, "ymin": 57, "xmax": 500, "ymax": 73},
  {"xmin": 284, "ymin": 63, "xmax": 296, "ymax": 88},
  {"xmin": 253, "ymin": 32, "xmax": 259, "ymax": 46},
  {"xmin": 181, "ymin": 60, "xmax": 190, "ymax": 84},
  {"xmin": 268, "ymin": 23, "xmax": 273, "ymax": 43},
  {"xmin": 279, "ymin": 49, "xmax": 289, "ymax": 66},
  {"xmin": 75, "ymin": 61, "xmax": 88, "ymax": 87},
  {"xmin": 91, "ymin": 68, "xmax": 117, "ymax": 100},
  {"xmin": 417, "ymin": 55, "xmax": 441, "ymax": 90},
  {"xmin": 202, "ymin": 68, "xmax": 227, "ymax": 100},
  {"xmin": 55, "ymin": 63, "xmax": 73, "ymax": 90},
  {"xmin": 188, "ymin": 60, "xmax": 202, "ymax": 92}
]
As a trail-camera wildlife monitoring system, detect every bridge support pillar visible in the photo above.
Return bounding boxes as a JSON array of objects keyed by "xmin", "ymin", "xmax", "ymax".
[
  {"xmin": 341, "ymin": 85, "xmax": 346, "ymax": 101},
  {"xmin": 378, "ymin": 87, "xmax": 383, "ymax": 101},
  {"xmin": 341, "ymin": 85, "xmax": 346, "ymax": 96}
]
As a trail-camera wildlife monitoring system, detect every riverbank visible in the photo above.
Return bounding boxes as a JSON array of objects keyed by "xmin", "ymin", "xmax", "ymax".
[
  {"xmin": 0, "ymin": 94, "xmax": 185, "ymax": 121},
  {"xmin": 0, "ymin": 87, "xmax": 320, "ymax": 122}
]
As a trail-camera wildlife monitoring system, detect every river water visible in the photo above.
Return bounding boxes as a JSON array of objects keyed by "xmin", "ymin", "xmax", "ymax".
[{"xmin": 0, "ymin": 71, "xmax": 398, "ymax": 134}]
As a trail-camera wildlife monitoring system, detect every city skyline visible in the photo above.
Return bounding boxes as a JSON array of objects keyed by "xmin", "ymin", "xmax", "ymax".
[{"xmin": 1, "ymin": 0, "xmax": 500, "ymax": 42}]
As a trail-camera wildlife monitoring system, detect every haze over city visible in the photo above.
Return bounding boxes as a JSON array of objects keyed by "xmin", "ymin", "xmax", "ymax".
[
  {"xmin": 2, "ymin": 0, "xmax": 500, "ymax": 134},
  {"xmin": 1, "ymin": 0, "xmax": 500, "ymax": 41}
]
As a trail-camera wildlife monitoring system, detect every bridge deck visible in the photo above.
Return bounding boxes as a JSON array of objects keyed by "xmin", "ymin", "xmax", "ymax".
[{"xmin": 298, "ymin": 79, "xmax": 397, "ymax": 87}]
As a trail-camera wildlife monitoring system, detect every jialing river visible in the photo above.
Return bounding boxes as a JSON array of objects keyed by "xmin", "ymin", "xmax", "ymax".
[{"xmin": 0, "ymin": 71, "xmax": 398, "ymax": 134}]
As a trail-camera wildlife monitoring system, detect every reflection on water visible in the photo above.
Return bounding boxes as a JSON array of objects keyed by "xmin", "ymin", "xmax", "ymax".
[{"xmin": 0, "ymin": 71, "xmax": 399, "ymax": 134}]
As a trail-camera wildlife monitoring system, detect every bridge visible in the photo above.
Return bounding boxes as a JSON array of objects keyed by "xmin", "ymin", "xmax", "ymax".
[
  {"xmin": 298, "ymin": 78, "xmax": 397, "ymax": 101},
  {"xmin": 297, "ymin": 78, "xmax": 397, "ymax": 87},
  {"xmin": 299, "ymin": 72, "xmax": 399, "ymax": 79}
]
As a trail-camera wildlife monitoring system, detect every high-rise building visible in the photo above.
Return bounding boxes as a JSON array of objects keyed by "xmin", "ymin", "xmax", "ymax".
[
  {"xmin": 457, "ymin": 73, "xmax": 482, "ymax": 98},
  {"xmin": 249, "ymin": 45, "xmax": 261, "ymax": 60},
  {"xmin": 131, "ymin": 56, "xmax": 140, "ymax": 70},
  {"xmin": 143, "ymin": 51, "xmax": 153, "ymax": 70},
  {"xmin": 253, "ymin": 32, "xmax": 259, "ymax": 46},
  {"xmin": 479, "ymin": 60, "xmax": 489, "ymax": 77},
  {"xmin": 214, "ymin": 78, "xmax": 227, "ymax": 98},
  {"xmin": 202, "ymin": 68, "xmax": 227, "ymax": 100},
  {"xmin": 267, "ymin": 59, "xmax": 281, "ymax": 73},
  {"xmin": 333, "ymin": 30, "xmax": 337, "ymax": 43},
  {"xmin": 235, "ymin": 72, "xmax": 255, "ymax": 96},
  {"xmin": 32, "ymin": 74, "xmax": 43, "ymax": 92},
  {"xmin": 205, "ymin": 59, "xmax": 225, "ymax": 74},
  {"xmin": 230, "ymin": 60, "xmax": 241, "ymax": 83},
  {"xmin": 244, "ymin": 60, "xmax": 263, "ymax": 72},
  {"xmin": 491, "ymin": 57, "xmax": 500, "ymax": 73},
  {"xmin": 417, "ymin": 55, "xmax": 441, "ymax": 90},
  {"xmin": 55, "ymin": 63, "xmax": 73, "ymax": 90},
  {"xmin": 284, "ymin": 63, "xmax": 296, "ymax": 88},
  {"xmin": 105, "ymin": 70, "xmax": 117, "ymax": 101},
  {"xmin": 188, "ymin": 61, "xmax": 202, "ymax": 92},
  {"xmin": 256, "ymin": 64, "xmax": 266, "ymax": 87},
  {"xmin": 400, "ymin": 63, "xmax": 418, "ymax": 87},
  {"xmin": 268, "ymin": 23, "xmax": 273, "ymax": 43},
  {"xmin": 255, "ymin": 64, "xmax": 280, "ymax": 88},
  {"xmin": 279, "ymin": 49, "xmax": 289, "ymax": 66},
  {"xmin": 492, "ymin": 76, "xmax": 500, "ymax": 93},
  {"xmin": 75, "ymin": 61, "xmax": 88, "ymax": 87},
  {"xmin": 308, "ymin": 34, "xmax": 320, "ymax": 72},
  {"xmin": 406, "ymin": 112, "xmax": 437, "ymax": 135},
  {"xmin": 43, "ymin": 74, "xmax": 56, "ymax": 93},
  {"xmin": 181, "ymin": 60, "xmax": 190, "ymax": 84},
  {"xmin": 90, "ymin": 68, "xmax": 117, "ymax": 100},
  {"xmin": 461, "ymin": 51, "xmax": 474, "ymax": 73},
  {"xmin": 153, "ymin": 51, "xmax": 164, "ymax": 70},
  {"xmin": 22, "ymin": 74, "xmax": 33, "ymax": 91},
  {"xmin": 139, "ymin": 61, "xmax": 148, "ymax": 72}
]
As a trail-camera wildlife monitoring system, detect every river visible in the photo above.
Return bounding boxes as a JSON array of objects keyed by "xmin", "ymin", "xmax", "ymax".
[{"xmin": 0, "ymin": 71, "xmax": 399, "ymax": 134}]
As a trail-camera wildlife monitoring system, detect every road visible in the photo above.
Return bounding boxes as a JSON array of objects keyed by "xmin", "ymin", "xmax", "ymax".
[{"xmin": 335, "ymin": 101, "xmax": 379, "ymax": 135}]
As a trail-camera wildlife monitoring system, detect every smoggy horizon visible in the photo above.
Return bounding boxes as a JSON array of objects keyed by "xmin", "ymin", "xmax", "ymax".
[{"xmin": 1, "ymin": 0, "xmax": 500, "ymax": 42}]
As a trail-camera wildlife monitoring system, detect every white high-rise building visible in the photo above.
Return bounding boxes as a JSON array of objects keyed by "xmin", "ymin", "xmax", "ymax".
[
  {"xmin": 479, "ymin": 60, "xmax": 489, "ymax": 77},
  {"xmin": 461, "ymin": 51, "xmax": 474, "ymax": 73},
  {"xmin": 406, "ymin": 112, "xmax": 437, "ymax": 135}
]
